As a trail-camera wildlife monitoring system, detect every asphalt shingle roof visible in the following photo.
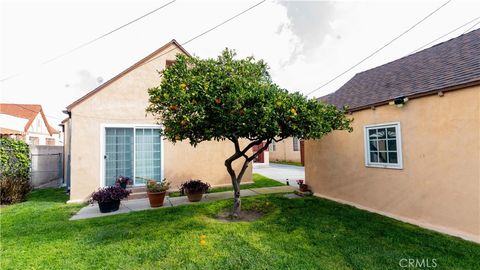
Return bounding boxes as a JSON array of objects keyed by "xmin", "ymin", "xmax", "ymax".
[{"xmin": 321, "ymin": 29, "xmax": 480, "ymax": 111}]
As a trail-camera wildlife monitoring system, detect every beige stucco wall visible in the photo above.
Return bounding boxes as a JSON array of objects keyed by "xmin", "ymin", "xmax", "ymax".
[
  {"xmin": 68, "ymin": 43, "xmax": 251, "ymax": 202},
  {"xmin": 305, "ymin": 86, "xmax": 480, "ymax": 242},
  {"xmin": 269, "ymin": 137, "xmax": 301, "ymax": 162}
]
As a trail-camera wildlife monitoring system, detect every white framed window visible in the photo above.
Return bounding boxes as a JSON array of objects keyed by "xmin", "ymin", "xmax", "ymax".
[
  {"xmin": 292, "ymin": 137, "xmax": 299, "ymax": 151},
  {"xmin": 269, "ymin": 141, "xmax": 276, "ymax": 151},
  {"xmin": 364, "ymin": 122, "xmax": 403, "ymax": 169}
]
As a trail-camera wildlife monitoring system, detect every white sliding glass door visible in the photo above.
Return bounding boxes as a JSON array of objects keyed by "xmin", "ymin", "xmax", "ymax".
[
  {"xmin": 103, "ymin": 126, "xmax": 162, "ymax": 186},
  {"xmin": 135, "ymin": 128, "xmax": 162, "ymax": 185}
]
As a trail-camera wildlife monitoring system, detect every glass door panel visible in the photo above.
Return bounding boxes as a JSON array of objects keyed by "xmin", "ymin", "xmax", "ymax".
[
  {"xmin": 134, "ymin": 128, "xmax": 161, "ymax": 185},
  {"xmin": 104, "ymin": 128, "xmax": 134, "ymax": 186}
]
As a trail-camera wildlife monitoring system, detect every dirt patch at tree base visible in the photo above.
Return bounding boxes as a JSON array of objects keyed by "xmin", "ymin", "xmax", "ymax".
[{"xmin": 215, "ymin": 210, "xmax": 264, "ymax": 222}]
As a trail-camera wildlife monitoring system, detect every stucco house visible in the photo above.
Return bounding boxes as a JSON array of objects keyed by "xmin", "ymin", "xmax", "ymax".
[
  {"xmin": 305, "ymin": 29, "xmax": 480, "ymax": 242},
  {"xmin": 0, "ymin": 104, "xmax": 61, "ymax": 145},
  {"xmin": 268, "ymin": 137, "xmax": 302, "ymax": 164},
  {"xmin": 62, "ymin": 40, "xmax": 252, "ymax": 202}
]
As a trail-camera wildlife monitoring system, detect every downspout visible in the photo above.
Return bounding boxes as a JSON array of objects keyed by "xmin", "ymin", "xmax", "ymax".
[{"xmin": 62, "ymin": 110, "xmax": 72, "ymax": 192}]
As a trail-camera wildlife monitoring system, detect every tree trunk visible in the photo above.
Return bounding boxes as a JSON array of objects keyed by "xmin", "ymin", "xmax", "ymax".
[
  {"xmin": 233, "ymin": 189, "xmax": 241, "ymax": 218},
  {"xmin": 225, "ymin": 138, "xmax": 273, "ymax": 218},
  {"xmin": 225, "ymin": 158, "xmax": 242, "ymax": 218}
]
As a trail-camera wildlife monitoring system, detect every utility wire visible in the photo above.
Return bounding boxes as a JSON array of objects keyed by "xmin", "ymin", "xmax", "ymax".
[
  {"xmin": 144, "ymin": 0, "xmax": 266, "ymax": 65},
  {"xmin": 1, "ymin": 1, "xmax": 266, "ymax": 122},
  {"xmin": 305, "ymin": 0, "xmax": 451, "ymax": 97},
  {"xmin": 410, "ymin": 16, "xmax": 480, "ymax": 54},
  {"xmin": 0, "ymin": 0, "xmax": 176, "ymax": 82},
  {"xmin": 463, "ymin": 19, "xmax": 480, "ymax": 34}
]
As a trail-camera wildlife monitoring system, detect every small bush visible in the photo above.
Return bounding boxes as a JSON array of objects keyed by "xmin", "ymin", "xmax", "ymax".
[
  {"xmin": 179, "ymin": 179, "xmax": 210, "ymax": 195},
  {"xmin": 0, "ymin": 176, "xmax": 32, "ymax": 204},
  {"xmin": 89, "ymin": 186, "xmax": 131, "ymax": 204},
  {"xmin": 146, "ymin": 179, "xmax": 170, "ymax": 193},
  {"xmin": 0, "ymin": 138, "xmax": 31, "ymax": 204}
]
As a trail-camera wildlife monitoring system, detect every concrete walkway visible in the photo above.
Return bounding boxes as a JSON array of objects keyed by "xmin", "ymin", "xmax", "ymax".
[
  {"xmin": 253, "ymin": 163, "xmax": 305, "ymax": 188},
  {"xmin": 70, "ymin": 185, "xmax": 296, "ymax": 221}
]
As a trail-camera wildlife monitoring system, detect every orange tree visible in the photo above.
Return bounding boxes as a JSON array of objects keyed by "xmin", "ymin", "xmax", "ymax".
[{"xmin": 147, "ymin": 49, "xmax": 352, "ymax": 217}]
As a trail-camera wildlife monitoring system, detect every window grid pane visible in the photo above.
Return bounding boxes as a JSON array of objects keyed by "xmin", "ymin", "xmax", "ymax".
[
  {"xmin": 135, "ymin": 128, "xmax": 161, "ymax": 185},
  {"xmin": 366, "ymin": 124, "xmax": 400, "ymax": 166}
]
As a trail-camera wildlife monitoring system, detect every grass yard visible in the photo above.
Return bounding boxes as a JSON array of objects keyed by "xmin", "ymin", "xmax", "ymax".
[
  {"xmin": 169, "ymin": 173, "xmax": 284, "ymax": 197},
  {"xmin": 271, "ymin": 160, "xmax": 303, "ymax": 167},
  {"xmin": 1, "ymin": 188, "xmax": 479, "ymax": 269}
]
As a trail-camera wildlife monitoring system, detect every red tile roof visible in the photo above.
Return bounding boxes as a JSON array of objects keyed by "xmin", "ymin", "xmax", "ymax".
[
  {"xmin": 0, "ymin": 104, "xmax": 59, "ymax": 135},
  {"xmin": 0, "ymin": 127, "xmax": 24, "ymax": 135},
  {"xmin": 321, "ymin": 29, "xmax": 480, "ymax": 111}
]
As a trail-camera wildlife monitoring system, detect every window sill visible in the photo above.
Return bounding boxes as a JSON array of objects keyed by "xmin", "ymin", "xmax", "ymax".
[{"xmin": 365, "ymin": 164, "xmax": 403, "ymax": 170}]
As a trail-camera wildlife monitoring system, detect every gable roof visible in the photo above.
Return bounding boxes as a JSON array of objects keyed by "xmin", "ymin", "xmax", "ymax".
[
  {"xmin": 0, "ymin": 127, "xmax": 24, "ymax": 135},
  {"xmin": 321, "ymin": 29, "xmax": 480, "ymax": 111},
  {"xmin": 0, "ymin": 104, "xmax": 59, "ymax": 135},
  {"xmin": 66, "ymin": 39, "xmax": 190, "ymax": 111}
]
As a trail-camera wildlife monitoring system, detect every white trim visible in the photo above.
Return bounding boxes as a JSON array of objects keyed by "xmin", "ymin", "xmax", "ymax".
[
  {"xmin": 363, "ymin": 121, "xmax": 403, "ymax": 169},
  {"xmin": 313, "ymin": 193, "xmax": 480, "ymax": 244},
  {"xmin": 100, "ymin": 123, "xmax": 164, "ymax": 187}
]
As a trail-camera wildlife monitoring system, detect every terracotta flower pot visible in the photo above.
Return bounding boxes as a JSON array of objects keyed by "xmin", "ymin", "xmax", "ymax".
[
  {"xmin": 299, "ymin": 184, "xmax": 309, "ymax": 192},
  {"xmin": 186, "ymin": 192, "xmax": 204, "ymax": 202},
  {"xmin": 147, "ymin": 191, "xmax": 166, "ymax": 207},
  {"xmin": 98, "ymin": 200, "xmax": 120, "ymax": 213}
]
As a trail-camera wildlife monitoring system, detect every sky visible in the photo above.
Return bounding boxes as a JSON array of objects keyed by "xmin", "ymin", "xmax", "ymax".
[{"xmin": 1, "ymin": 0, "xmax": 479, "ymax": 127}]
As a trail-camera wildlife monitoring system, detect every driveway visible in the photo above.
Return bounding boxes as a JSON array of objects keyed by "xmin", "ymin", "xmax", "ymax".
[{"xmin": 253, "ymin": 163, "xmax": 305, "ymax": 188}]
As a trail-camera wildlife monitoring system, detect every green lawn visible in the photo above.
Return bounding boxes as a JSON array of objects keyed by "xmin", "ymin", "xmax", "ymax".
[
  {"xmin": 271, "ymin": 160, "xmax": 303, "ymax": 166},
  {"xmin": 169, "ymin": 173, "xmax": 284, "ymax": 197},
  {"xmin": 1, "ymin": 188, "xmax": 479, "ymax": 269}
]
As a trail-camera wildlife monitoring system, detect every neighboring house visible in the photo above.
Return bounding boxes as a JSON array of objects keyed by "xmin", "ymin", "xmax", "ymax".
[
  {"xmin": 0, "ymin": 104, "xmax": 61, "ymax": 145},
  {"xmin": 61, "ymin": 40, "xmax": 252, "ymax": 203},
  {"xmin": 268, "ymin": 137, "xmax": 302, "ymax": 164},
  {"xmin": 305, "ymin": 29, "xmax": 480, "ymax": 243}
]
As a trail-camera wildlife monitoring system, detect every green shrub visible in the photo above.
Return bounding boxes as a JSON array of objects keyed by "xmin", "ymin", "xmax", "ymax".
[
  {"xmin": 0, "ymin": 176, "xmax": 32, "ymax": 204},
  {"xmin": 0, "ymin": 138, "xmax": 31, "ymax": 204}
]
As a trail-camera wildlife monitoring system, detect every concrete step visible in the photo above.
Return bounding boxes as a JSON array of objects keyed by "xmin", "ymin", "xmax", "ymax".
[
  {"xmin": 129, "ymin": 192, "xmax": 148, "ymax": 200},
  {"xmin": 127, "ymin": 186, "xmax": 146, "ymax": 193}
]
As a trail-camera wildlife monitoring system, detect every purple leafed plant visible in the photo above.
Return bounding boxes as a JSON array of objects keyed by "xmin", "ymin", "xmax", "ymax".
[
  {"xmin": 115, "ymin": 176, "xmax": 132, "ymax": 185},
  {"xmin": 90, "ymin": 186, "xmax": 131, "ymax": 204},
  {"xmin": 179, "ymin": 179, "xmax": 210, "ymax": 195}
]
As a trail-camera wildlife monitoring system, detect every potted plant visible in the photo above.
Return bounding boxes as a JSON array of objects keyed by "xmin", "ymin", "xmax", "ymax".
[
  {"xmin": 146, "ymin": 179, "xmax": 170, "ymax": 207},
  {"xmin": 90, "ymin": 186, "xmax": 131, "ymax": 213},
  {"xmin": 179, "ymin": 179, "xmax": 210, "ymax": 202},
  {"xmin": 115, "ymin": 176, "xmax": 132, "ymax": 189},
  {"xmin": 296, "ymin": 179, "xmax": 309, "ymax": 192}
]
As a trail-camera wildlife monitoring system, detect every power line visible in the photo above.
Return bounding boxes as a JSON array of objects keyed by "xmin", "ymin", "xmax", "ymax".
[
  {"xmin": 0, "ymin": 0, "xmax": 176, "ymax": 82},
  {"xmin": 144, "ymin": 0, "xmax": 266, "ymax": 65},
  {"xmin": 1, "ymin": 0, "xmax": 266, "ymax": 123},
  {"xmin": 463, "ymin": 19, "xmax": 480, "ymax": 34},
  {"xmin": 305, "ymin": 0, "xmax": 451, "ymax": 97},
  {"xmin": 410, "ymin": 16, "xmax": 480, "ymax": 54}
]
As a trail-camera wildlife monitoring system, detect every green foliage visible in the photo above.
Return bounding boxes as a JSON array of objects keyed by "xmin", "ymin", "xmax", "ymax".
[
  {"xmin": 1, "ymin": 188, "xmax": 479, "ymax": 269},
  {"xmin": 0, "ymin": 137, "xmax": 31, "ymax": 179},
  {"xmin": 0, "ymin": 138, "xmax": 31, "ymax": 204},
  {"xmin": 147, "ymin": 49, "xmax": 352, "ymax": 146},
  {"xmin": 0, "ymin": 176, "xmax": 32, "ymax": 204},
  {"xmin": 146, "ymin": 179, "xmax": 170, "ymax": 193}
]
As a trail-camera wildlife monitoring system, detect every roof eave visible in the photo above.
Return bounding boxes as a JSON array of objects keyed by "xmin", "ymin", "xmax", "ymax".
[{"xmin": 347, "ymin": 79, "xmax": 480, "ymax": 113}]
